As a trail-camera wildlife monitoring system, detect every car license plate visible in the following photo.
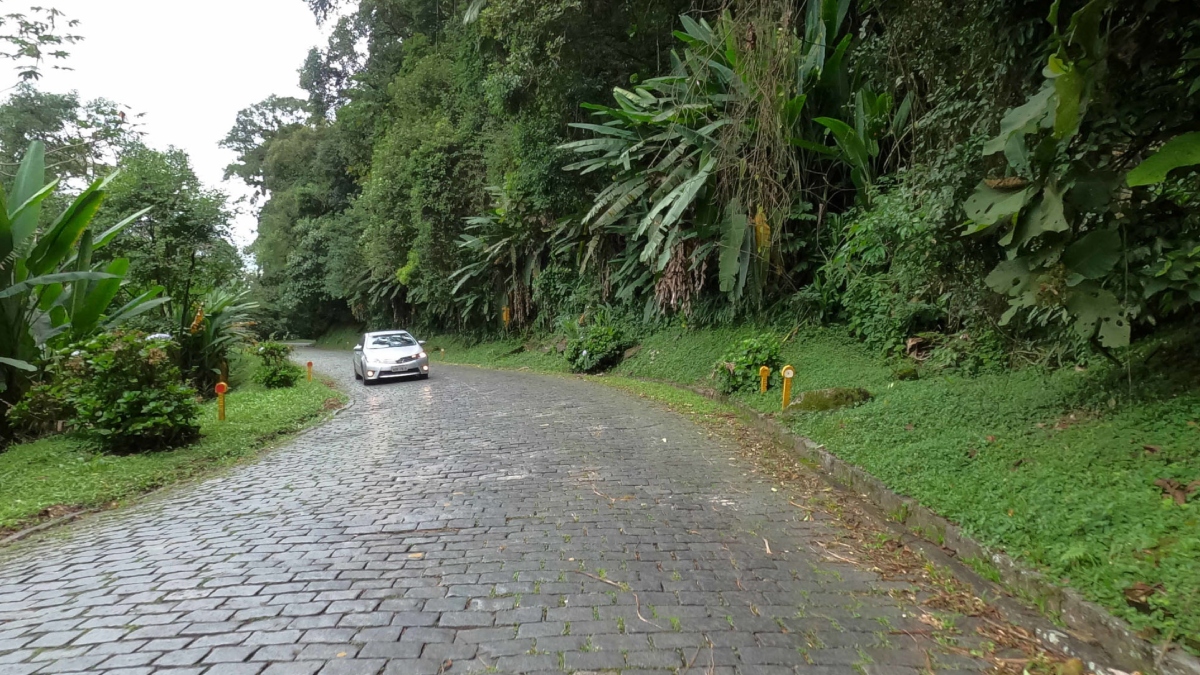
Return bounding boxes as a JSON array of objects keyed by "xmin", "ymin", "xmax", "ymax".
[{"xmin": 390, "ymin": 365, "xmax": 406, "ymax": 372}]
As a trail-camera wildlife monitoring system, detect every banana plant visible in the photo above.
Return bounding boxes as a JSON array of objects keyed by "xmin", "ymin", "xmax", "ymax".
[
  {"xmin": 1, "ymin": 142, "xmax": 162, "ymax": 410},
  {"xmin": 557, "ymin": 4, "xmax": 899, "ymax": 309},
  {"xmin": 815, "ymin": 89, "xmax": 912, "ymax": 199},
  {"xmin": 452, "ymin": 185, "xmax": 552, "ymax": 328}
]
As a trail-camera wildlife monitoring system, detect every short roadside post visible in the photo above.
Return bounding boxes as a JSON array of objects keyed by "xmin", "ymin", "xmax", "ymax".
[
  {"xmin": 307, "ymin": 361, "xmax": 314, "ymax": 382},
  {"xmin": 781, "ymin": 365, "xmax": 795, "ymax": 410},
  {"xmin": 215, "ymin": 382, "xmax": 228, "ymax": 422},
  {"xmin": 759, "ymin": 366, "xmax": 771, "ymax": 393}
]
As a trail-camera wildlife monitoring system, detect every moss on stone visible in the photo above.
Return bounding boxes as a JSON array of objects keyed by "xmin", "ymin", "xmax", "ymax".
[{"xmin": 790, "ymin": 387, "xmax": 872, "ymax": 412}]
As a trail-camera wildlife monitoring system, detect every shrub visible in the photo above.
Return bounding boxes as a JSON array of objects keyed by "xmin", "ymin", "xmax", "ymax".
[
  {"xmin": 842, "ymin": 274, "xmax": 943, "ymax": 356},
  {"xmin": 713, "ymin": 336, "xmax": 783, "ymax": 394},
  {"xmin": 252, "ymin": 341, "xmax": 302, "ymax": 388},
  {"xmin": 6, "ymin": 379, "xmax": 73, "ymax": 440},
  {"xmin": 58, "ymin": 331, "xmax": 200, "ymax": 452},
  {"xmin": 564, "ymin": 311, "xmax": 630, "ymax": 373}
]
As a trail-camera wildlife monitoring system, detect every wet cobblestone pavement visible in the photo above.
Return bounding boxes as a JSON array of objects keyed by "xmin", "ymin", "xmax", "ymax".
[{"xmin": 0, "ymin": 350, "xmax": 990, "ymax": 674}]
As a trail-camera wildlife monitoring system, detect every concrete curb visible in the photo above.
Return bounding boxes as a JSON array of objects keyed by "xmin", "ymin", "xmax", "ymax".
[
  {"xmin": 0, "ymin": 510, "xmax": 96, "ymax": 547},
  {"xmin": 686, "ymin": 385, "xmax": 1199, "ymax": 675}
]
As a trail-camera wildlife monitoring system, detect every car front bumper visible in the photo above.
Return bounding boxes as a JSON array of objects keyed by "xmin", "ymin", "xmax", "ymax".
[{"xmin": 363, "ymin": 356, "xmax": 430, "ymax": 381}]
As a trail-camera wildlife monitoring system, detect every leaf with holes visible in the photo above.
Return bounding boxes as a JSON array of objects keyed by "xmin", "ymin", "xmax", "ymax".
[
  {"xmin": 985, "ymin": 258, "xmax": 1034, "ymax": 296},
  {"xmin": 1005, "ymin": 184, "xmax": 1067, "ymax": 248},
  {"xmin": 1065, "ymin": 283, "xmax": 1129, "ymax": 347},
  {"xmin": 964, "ymin": 182, "xmax": 1036, "ymax": 231}
]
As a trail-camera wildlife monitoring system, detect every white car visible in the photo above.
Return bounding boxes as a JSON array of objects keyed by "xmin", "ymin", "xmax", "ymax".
[{"xmin": 352, "ymin": 330, "xmax": 430, "ymax": 384}]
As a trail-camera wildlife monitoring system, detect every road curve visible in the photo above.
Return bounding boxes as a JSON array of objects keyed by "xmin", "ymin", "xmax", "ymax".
[{"xmin": 0, "ymin": 349, "xmax": 986, "ymax": 674}]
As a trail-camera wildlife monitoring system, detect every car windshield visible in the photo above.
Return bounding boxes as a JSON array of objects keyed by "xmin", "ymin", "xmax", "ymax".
[{"xmin": 367, "ymin": 333, "xmax": 417, "ymax": 349}]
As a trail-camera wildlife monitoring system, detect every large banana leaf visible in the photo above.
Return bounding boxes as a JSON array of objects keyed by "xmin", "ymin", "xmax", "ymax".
[{"xmin": 1, "ymin": 142, "xmax": 155, "ymax": 416}]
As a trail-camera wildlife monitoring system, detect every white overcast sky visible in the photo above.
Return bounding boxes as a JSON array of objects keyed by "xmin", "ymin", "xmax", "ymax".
[{"xmin": 4, "ymin": 1, "xmax": 332, "ymax": 248}]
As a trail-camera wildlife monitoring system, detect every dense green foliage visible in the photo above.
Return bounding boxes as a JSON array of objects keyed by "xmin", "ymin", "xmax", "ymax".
[
  {"xmin": 0, "ymin": 73, "xmax": 249, "ymax": 447},
  {"xmin": 38, "ymin": 331, "xmax": 201, "ymax": 452},
  {"xmin": 714, "ymin": 335, "xmax": 782, "ymax": 394},
  {"xmin": 0, "ymin": 85, "xmax": 138, "ymax": 185},
  {"xmin": 563, "ymin": 309, "xmax": 631, "ymax": 373},
  {"xmin": 252, "ymin": 341, "xmax": 302, "ymax": 388},
  {"xmin": 0, "ymin": 143, "xmax": 165, "ymax": 427},
  {"xmin": 98, "ymin": 144, "xmax": 241, "ymax": 319},
  {"xmin": 234, "ymin": 0, "xmax": 1200, "ymax": 370},
  {"xmin": 175, "ymin": 289, "xmax": 258, "ymax": 394}
]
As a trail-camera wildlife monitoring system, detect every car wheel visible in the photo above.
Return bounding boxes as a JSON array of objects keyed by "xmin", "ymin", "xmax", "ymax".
[{"xmin": 354, "ymin": 368, "xmax": 362, "ymax": 381}]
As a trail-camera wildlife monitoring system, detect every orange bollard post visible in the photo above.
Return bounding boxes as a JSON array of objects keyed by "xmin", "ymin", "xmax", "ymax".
[
  {"xmin": 307, "ymin": 361, "xmax": 314, "ymax": 382},
  {"xmin": 781, "ymin": 365, "xmax": 795, "ymax": 410},
  {"xmin": 759, "ymin": 366, "xmax": 771, "ymax": 393},
  {"xmin": 215, "ymin": 382, "xmax": 228, "ymax": 421}
]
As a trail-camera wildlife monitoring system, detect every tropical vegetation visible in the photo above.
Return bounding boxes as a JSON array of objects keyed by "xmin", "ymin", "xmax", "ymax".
[
  {"xmin": 1, "ymin": 0, "xmax": 1198, "ymax": 656},
  {"xmin": 211, "ymin": 0, "xmax": 1200, "ymax": 653},
  {"xmin": 226, "ymin": 0, "xmax": 1199, "ymax": 363}
]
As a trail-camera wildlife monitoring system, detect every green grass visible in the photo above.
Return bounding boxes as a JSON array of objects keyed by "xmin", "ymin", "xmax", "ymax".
[
  {"xmin": 423, "ymin": 333, "xmax": 570, "ymax": 372},
  {"xmin": 0, "ymin": 362, "xmax": 345, "ymax": 533},
  {"xmin": 384, "ymin": 323, "xmax": 1200, "ymax": 646}
]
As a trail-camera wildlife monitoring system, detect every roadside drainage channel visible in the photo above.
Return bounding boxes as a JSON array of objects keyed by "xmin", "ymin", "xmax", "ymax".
[{"xmin": 689, "ymin": 385, "xmax": 1200, "ymax": 675}]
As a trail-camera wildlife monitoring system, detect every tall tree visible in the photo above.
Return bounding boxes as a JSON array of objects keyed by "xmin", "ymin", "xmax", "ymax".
[
  {"xmin": 96, "ymin": 145, "xmax": 241, "ymax": 333},
  {"xmin": 0, "ymin": 84, "xmax": 141, "ymax": 184},
  {"xmin": 220, "ymin": 95, "xmax": 310, "ymax": 197},
  {"xmin": 0, "ymin": 5, "xmax": 80, "ymax": 82}
]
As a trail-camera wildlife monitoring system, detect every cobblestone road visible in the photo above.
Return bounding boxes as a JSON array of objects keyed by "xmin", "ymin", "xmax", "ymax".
[{"xmin": 0, "ymin": 350, "xmax": 989, "ymax": 675}]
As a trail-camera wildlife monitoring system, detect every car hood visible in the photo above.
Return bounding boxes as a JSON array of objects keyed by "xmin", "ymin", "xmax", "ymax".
[{"xmin": 363, "ymin": 345, "xmax": 423, "ymax": 362}]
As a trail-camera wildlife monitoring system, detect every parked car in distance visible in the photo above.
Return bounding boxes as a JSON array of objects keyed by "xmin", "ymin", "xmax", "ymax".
[{"xmin": 352, "ymin": 330, "xmax": 430, "ymax": 384}]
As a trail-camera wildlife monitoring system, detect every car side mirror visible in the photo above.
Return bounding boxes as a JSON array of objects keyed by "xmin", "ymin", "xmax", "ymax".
[
  {"xmin": 419, "ymin": 341, "xmax": 426, "ymax": 346},
  {"xmin": 353, "ymin": 345, "xmax": 363, "ymax": 352}
]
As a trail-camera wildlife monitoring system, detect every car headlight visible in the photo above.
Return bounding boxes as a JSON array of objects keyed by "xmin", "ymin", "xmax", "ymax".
[{"xmin": 418, "ymin": 351, "xmax": 427, "ymax": 359}]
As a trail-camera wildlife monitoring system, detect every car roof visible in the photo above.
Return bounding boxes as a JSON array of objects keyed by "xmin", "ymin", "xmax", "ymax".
[{"xmin": 365, "ymin": 330, "xmax": 412, "ymax": 337}]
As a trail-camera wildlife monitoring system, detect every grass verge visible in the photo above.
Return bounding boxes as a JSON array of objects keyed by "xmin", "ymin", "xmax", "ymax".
[
  {"xmin": 0, "ymin": 360, "xmax": 346, "ymax": 535},
  {"xmin": 416, "ymin": 325, "xmax": 1200, "ymax": 648},
  {"xmin": 314, "ymin": 324, "xmax": 364, "ymax": 350}
]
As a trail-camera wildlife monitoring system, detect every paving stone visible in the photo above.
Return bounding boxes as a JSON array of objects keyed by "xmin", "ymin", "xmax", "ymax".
[
  {"xmin": 0, "ymin": 353, "xmax": 990, "ymax": 675},
  {"xmin": 261, "ymin": 664, "xmax": 322, "ymax": 675},
  {"xmin": 314, "ymin": 658, "xmax": 385, "ymax": 675}
]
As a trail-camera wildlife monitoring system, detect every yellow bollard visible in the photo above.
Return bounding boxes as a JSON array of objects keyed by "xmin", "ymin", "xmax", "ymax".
[
  {"xmin": 215, "ymin": 382, "xmax": 228, "ymax": 422},
  {"xmin": 307, "ymin": 361, "xmax": 314, "ymax": 382},
  {"xmin": 781, "ymin": 365, "xmax": 795, "ymax": 410},
  {"xmin": 759, "ymin": 366, "xmax": 771, "ymax": 393}
]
